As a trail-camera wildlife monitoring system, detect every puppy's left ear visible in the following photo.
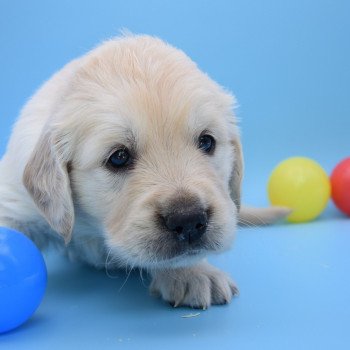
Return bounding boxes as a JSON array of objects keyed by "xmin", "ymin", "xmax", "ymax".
[
  {"xmin": 23, "ymin": 127, "xmax": 74, "ymax": 243},
  {"xmin": 229, "ymin": 139, "xmax": 244, "ymax": 212}
]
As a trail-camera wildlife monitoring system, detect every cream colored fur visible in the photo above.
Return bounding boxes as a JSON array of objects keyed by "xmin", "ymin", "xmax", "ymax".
[{"xmin": 0, "ymin": 35, "xmax": 288, "ymax": 308}]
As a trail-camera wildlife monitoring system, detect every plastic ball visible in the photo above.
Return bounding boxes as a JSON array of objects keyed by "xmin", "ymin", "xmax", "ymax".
[
  {"xmin": 268, "ymin": 157, "xmax": 331, "ymax": 223},
  {"xmin": 330, "ymin": 157, "xmax": 350, "ymax": 216},
  {"xmin": 0, "ymin": 227, "xmax": 47, "ymax": 333}
]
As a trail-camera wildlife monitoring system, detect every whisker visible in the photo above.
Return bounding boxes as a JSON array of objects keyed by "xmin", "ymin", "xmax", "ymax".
[
  {"xmin": 238, "ymin": 218, "xmax": 261, "ymax": 228},
  {"xmin": 118, "ymin": 263, "xmax": 135, "ymax": 292},
  {"xmin": 139, "ymin": 268, "xmax": 149, "ymax": 288},
  {"xmin": 104, "ymin": 248, "xmax": 120, "ymax": 279}
]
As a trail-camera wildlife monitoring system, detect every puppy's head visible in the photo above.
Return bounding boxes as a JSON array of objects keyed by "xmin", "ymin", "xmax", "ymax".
[{"xmin": 23, "ymin": 35, "xmax": 243, "ymax": 269}]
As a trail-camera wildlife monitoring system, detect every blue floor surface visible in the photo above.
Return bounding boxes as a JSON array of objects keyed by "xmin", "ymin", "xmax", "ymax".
[{"xmin": 1, "ymin": 216, "xmax": 349, "ymax": 350}]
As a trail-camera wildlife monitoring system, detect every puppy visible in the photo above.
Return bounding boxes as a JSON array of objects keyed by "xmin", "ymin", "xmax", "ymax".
[{"xmin": 0, "ymin": 35, "xmax": 287, "ymax": 308}]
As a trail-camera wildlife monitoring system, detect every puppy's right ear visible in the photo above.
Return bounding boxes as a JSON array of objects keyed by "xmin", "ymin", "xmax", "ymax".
[{"xmin": 23, "ymin": 128, "xmax": 74, "ymax": 243}]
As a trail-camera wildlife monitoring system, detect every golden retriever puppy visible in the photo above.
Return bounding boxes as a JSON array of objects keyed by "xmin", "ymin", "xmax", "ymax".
[{"xmin": 0, "ymin": 35, "xmax": 287, "ymax": 308}]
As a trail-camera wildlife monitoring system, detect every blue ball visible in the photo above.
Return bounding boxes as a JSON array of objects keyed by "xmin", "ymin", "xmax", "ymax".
[{"xmin": 0, "ymin": 227, "xmax": 47, "ymax": 333}]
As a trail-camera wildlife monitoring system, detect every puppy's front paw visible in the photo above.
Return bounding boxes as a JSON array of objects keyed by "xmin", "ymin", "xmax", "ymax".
[{"xmin": 150, "ymin": 262, "xmax": 238, "ymax": 309}]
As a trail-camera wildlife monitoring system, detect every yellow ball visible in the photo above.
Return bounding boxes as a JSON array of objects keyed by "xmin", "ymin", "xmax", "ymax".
[{"xmin": 268, "ymin": 157, "xmax": 330, "ymax": 223}]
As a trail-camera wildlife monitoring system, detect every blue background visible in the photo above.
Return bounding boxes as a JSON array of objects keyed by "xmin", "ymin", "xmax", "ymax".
[{"xmin": 0, "ymin": 1, "xmax": 349, "ymax": 349}]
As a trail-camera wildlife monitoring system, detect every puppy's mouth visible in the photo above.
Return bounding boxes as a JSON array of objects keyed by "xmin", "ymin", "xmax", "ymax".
[{"xmin": 138, "ymin": 224, "xmax": 227, "ymax": 269}]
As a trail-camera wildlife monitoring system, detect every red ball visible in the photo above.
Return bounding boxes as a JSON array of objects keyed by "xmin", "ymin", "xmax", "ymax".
[{"xmin": 330, "ymin": 157, "xmax": 350, "ymax": 216}]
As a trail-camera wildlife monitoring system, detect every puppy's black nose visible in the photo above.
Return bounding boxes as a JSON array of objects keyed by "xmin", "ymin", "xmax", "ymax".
[{"xmin": 164, "ymin": 209, "xmax": 208, "ymax": 243}]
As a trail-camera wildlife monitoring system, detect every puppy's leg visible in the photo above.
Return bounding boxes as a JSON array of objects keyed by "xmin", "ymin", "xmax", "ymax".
[{"xmin": 150, "ymin": 261, "xmax": 238, "ymax": 309}]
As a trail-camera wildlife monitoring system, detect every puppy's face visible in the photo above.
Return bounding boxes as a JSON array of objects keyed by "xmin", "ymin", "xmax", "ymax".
[{"xmin": 23, "ymin": 36, "xmax": 243, "ymax": 269}]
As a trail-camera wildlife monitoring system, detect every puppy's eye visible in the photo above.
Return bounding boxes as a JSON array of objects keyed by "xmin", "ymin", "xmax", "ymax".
[
  {"xmin": 107, "ymin": 148, "xmax": 131, "ymax": 169},
  {"xmin": 198, "ymin": 134, "xmax": 216, "ymax": 155}
]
